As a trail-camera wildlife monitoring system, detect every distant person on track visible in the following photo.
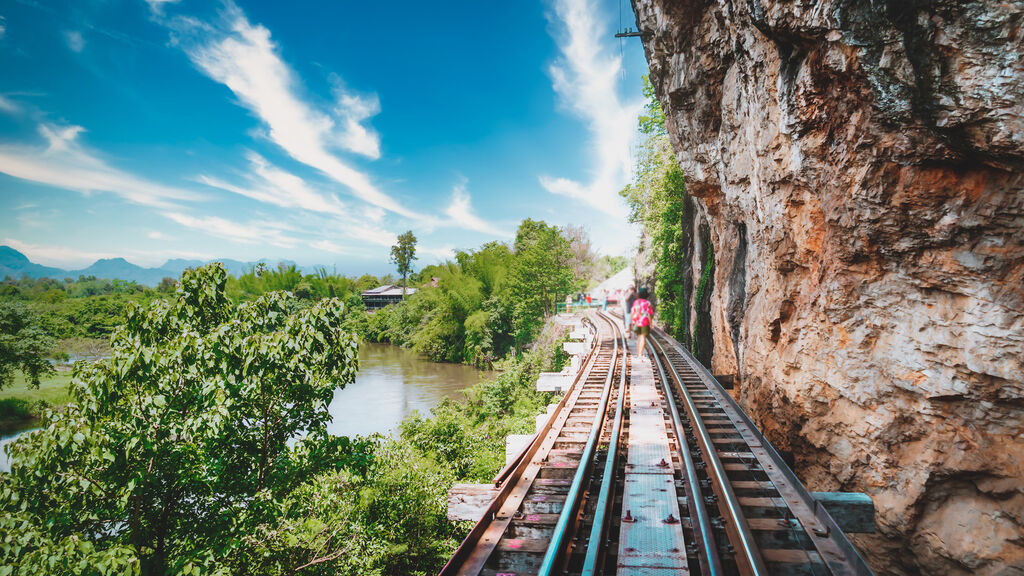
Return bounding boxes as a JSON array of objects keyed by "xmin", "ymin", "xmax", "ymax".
[
  {"xmin": 623, "ymin": 286, "xmax": 636, "ymax": 338},
  {"xmin": 631, "ymin": 287, "xmax": 653, "ymax": 361},
  {"xmin": 565, "ymin": 294, "xmax": 573, "ymax": 313}
]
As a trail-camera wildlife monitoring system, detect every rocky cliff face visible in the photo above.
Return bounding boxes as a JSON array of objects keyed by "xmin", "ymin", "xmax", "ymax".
[{"xmin": 631, "ymin": 1, "xmax": 1024, "ymax": 574}]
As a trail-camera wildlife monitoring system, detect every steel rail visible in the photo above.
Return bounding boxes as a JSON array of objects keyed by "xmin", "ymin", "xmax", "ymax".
[
  {"xmin": 648, "ymin": 334, "xmax": 725, "ymax": 576},
  {"xmin": 652, "ymin": 327, "xmax": 875, "ymax": 576},
  {"xmin": 537, "ymin": 312, "xmax": 620, "ymax": 576},
  {"xmin": 437, "ymin": 315, "xmax": 605, "ymax": 576},
  {"xmin": 649, "ymin": 331, "xmax": 770, "ymax": 576},
  {"xmin": 580, "ymin": 311, "xmax": 628, "ymax": 576}
]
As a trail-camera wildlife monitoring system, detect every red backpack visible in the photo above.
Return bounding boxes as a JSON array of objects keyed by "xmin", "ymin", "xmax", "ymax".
[{"xmin": 631, "ymin": 299, "xmax": 652, "ymax": 327}]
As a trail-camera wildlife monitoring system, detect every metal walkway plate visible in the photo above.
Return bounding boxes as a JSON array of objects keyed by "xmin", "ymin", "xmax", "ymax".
[{"xmin": 618, "ymin": 355, "xmax": 689, "ymax": 574}]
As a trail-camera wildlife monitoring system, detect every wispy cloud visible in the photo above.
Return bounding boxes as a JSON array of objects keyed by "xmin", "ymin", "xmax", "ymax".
[
  {"xmin": 165, "ymin": 212, "xmax": 299, "ymax": 248},
  {"xmin": 0, "ymin": 122, "xmax": 202, "ymax": 208},
  {"xmin": 16, "ymin": 208, "xmax": 58, "ymax": 229},
  {"xmin": 331, "ymin": 82, "xmax": 381, "ymax": 158},
  {"xmin": 0, "ymin": 16, "xmax": 7, "ymax": 40},
  {"xmin": 310, "ymin": 239, "xmax": 347, "ymax": 254},
  {"xmin": 158, "ymin": 2, "xmax": 418, "ymax": 219},
  {"xmin": 541, "ymin": 0, "xmax": 642, "ymax": 215},
  {"xmin": 145, "ymin": 0, "xmax": 180, "ymax": 15},
  {"xmin": 198, "ymin": 152, "xmax": 399, "ymax": 248},
  {"xmin": 0, "ymin": 96, "xmax": 19, "ymax": 114},
  {"xmin": 443, "ymin": 179, "xmax": 511, "ymax": 237},
  {"xmin": 199, "ymin": 151, "xmax": 347, "ymax": 215},
  {"xmin": 418, "ymin": 244, "xmax": 455, "ymax": 262},
  {"xmin": 64, "ymin": 30, "xmax": 85, "ymax": 52}
]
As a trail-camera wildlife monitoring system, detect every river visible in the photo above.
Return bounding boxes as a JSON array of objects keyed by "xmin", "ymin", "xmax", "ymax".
[{"xmin": 0, "ymin": 342, "xmax": 491, "ymax": 472}]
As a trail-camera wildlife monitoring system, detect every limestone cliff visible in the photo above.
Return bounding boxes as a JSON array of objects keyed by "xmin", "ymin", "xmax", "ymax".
[{"xmin": 630, "ymin": 1, "xmax": 1024, "ymax": 574}]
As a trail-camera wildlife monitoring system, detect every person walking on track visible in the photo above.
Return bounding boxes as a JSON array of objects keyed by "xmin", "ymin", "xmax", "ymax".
[{"xmin": 631, "ymin": 287, "xmax": 653, "ymax": 360}]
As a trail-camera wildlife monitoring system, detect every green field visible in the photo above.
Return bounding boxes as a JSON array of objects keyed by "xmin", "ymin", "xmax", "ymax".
[{"xmin": 0, "ymin": 372, "xmax": 74, "ymax": 410}]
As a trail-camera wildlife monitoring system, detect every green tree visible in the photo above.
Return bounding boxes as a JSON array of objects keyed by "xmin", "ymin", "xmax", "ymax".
[
  {"xmin": 638, "ymin": 74, "xmax": 667, "ymax": 135},
  {"xmin": 0, "ymin": 263, "xmax": 360, "ymax": 575},
  {"xmin": 0, "ymin": 300, "xmax": 56, "ymax": 389},
  {"xmin": 505, "ymin": 219, "xmax": 573, "ymax": 345},
  {"xmin": 390, "ymin": 230, "xmax": 418, "ymax": 298}
]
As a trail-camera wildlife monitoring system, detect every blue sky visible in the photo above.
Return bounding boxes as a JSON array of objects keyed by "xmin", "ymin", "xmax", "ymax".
[{"xmin": 0, "ymin": 0, "xmax": 648, "ymax": 275}]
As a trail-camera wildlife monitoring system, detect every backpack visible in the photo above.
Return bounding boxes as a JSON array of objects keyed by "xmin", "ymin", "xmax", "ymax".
[{"xmin": 631, "ymin": 299, "xmax": 652, "ymax": 327}]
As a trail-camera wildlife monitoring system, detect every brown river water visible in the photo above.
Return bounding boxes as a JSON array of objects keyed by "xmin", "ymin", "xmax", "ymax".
[{"xmin": 0, "ymin": 342, "xmax": 491, "ymax": 472}]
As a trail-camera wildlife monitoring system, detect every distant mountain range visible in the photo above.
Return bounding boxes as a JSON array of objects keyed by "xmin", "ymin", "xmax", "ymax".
[{"xmin": 0, "ymin": 246, "xmax": 305, "ymax": 286}]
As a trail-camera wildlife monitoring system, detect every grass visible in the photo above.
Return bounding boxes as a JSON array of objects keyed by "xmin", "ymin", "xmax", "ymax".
[{"xmin": 0, "ymin": 371, "xmax": 74, "ymax": 406}]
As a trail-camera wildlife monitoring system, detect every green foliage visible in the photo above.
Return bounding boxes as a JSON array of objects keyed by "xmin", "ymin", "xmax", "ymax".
[
  {"xmin": 621, "ymin": 74, "xmax": 693, "ymax": 340},
  {"xmin": 390, "ymin": 230, "xmax": 418, "ymax": 294},
  {"xmin": 638, "ymin": 75, "xmax": 667, "ymax": 136},
  {"xmin": 589, "ymin": 255, "xmax": 629, "ymax": 289},
  {"xmin": 0, "ymin": 398, "xmax": 34, "ymax": 422},
  {"xmin": 411, "ymin": 271, "xmax": 483, "ymax": 362},
  {"xmin": 1, "ymin": 258, "xmax": 575, "ymax": 575},
  {"xmin": 0, "ymin": 263, "xmax": 361, "ymax": 575},
  {"xmin": 0, "ymin": 300, "xmax": 56, "ymax": 389},
  {"xmin": 506, "ymin": 219, "xmax": 574, "ymax": 346},
  {"xmin": 225, "ymin": 317, "xmax": 567, "ymax": 576},
  {"xmin": 356, "ymin": 220, "xmax": 580, "ymax": 367},
  {"xmin": 225, "ymin": 264, "xmax": 357, "ymax": 304}
]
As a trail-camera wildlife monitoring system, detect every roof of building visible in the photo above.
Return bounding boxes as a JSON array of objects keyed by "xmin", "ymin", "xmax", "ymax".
[
  {"xmin": 591, "ymin": 268, "xmax": 633, "ymax": 295},
  {"xmin": 361, "ymin": 284, "xmax": 417, "ymax": 297}
]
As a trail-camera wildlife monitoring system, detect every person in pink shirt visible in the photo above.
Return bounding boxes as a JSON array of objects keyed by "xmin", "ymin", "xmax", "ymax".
[{"xmin": 630, "ymin": 287, "xmax": 653, "ymax": 360}]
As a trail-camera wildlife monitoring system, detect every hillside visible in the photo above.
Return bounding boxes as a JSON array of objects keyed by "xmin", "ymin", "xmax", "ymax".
[{"xmin": 0, "ymin": 246, "xmax": 291, "ymax": 286}]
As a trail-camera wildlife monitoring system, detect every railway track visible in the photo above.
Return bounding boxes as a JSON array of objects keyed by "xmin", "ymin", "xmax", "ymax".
[{"xmin": 440, "ymin": 313, "xmax": 874, "ymax": 576}]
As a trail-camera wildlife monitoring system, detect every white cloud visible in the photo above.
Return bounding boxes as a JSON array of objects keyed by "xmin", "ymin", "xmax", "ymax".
[
  {"xmin": 1, "ymin": 16, "xmax": 8, "ymax": 40},
  {"xmin": 0, "ymin": 96, "xmax": 18, "ymax": 114},
  {"xmin": 199, "ymin": 151, "xmax": 346, "ymax": 215},
  {"xmin": 197, "ymin": 152, "xmax": 399, "ymax": 248},
  {"xmin": 332, "ymin": 87, "xmax": 381, "ymax": 158},
  {"xmin": 145, "ymin": 0, "xmax": 180, "ymax": 15},
  {"xmin": 361, "ymin": 205, "xmax": 386, "ymax": 224},
  {"xmin": 165, "ymin": 3, "xmax": 419, "ymax": 219},
  {"xmin": 0, "ymin": 123, "xmax": 203, "ymax": 208},
  {"xmin": 443, "ymin": 180, "xmax": 511, "ymax": 237},
  {"xmin": 418, "ymin": 244, "xmax": 455, "ymax": 262},
  {"xmin": 165, "ymin": 212, "xmax": 299, "ymax": 248},
  {"xmin": 64, "ymin": 30, "xmax": 85, "ymax": 53},
  {"xmin": 310, "ymin": 239, "xmax": 346, "ymax": 254},
  {"xmin": 147, "ymin": 231, "xmax": 164, "ymax": 239},
  {"xmin": 541, "ymin": 0, "xmax": 642, "ymax": 215},
  {"xmin": 3, "ymin": 237, "xmax": 113, "ymax": 269}
]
